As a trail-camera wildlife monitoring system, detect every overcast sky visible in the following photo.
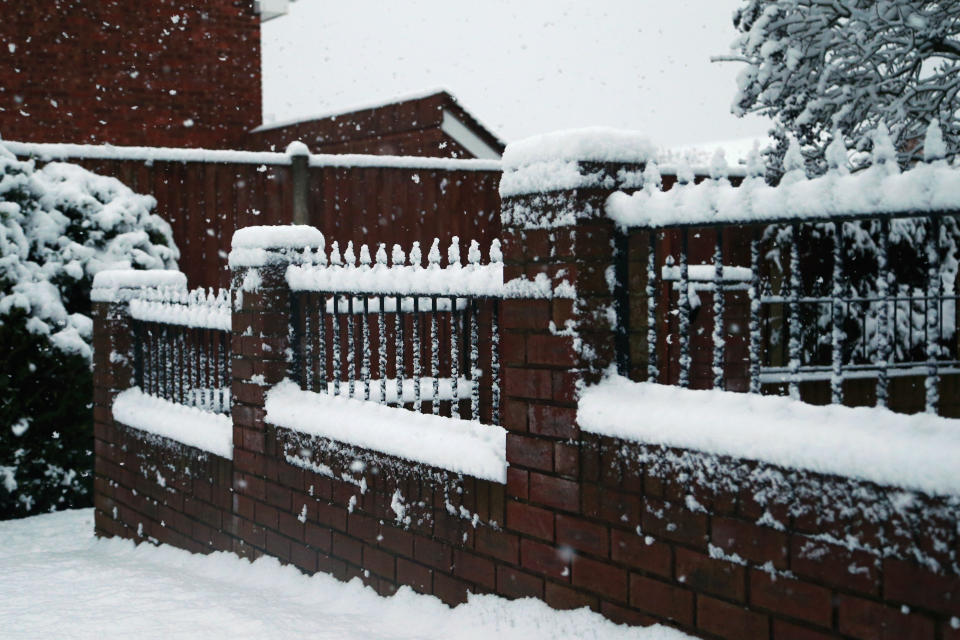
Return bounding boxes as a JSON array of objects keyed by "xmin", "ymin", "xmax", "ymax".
[{"xmin": 261, "ymin": 0, "xmax": 772, "ymax": 150}]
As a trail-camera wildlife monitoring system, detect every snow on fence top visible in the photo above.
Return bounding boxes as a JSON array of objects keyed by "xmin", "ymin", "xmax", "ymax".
[
  {"xmin": 286, "ymin": 235, "xmax": 504, "ymax": 297},
  {"xmin": 579, "ymin": 375, "xmax": 960, "ymax": 497},
  {"xmin": 112, "ymin": 388, "xmax": 233, "ymax": 459},
  {"xmin": 4, "ymin": 140, "xmax": 500, "ymax": 171},
  {"xmin": 265, "ymin": 381, "xmax": 507, "ymax": 483},
  {"xmin": 127, "ymin": 286, "xmax": 231, "ymax": 331},
  {"xmin": 607, "ymin": 122, "xmax": 960, "ymax": 229},
  {"xmin": 91, "ymin": 269, "xmax": 187, "ymax": 302}
]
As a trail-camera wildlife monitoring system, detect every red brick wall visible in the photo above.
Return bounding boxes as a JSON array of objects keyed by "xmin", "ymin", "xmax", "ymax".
[
  {"xmin": 0, "ymin": 1, "xmax": 261, "ymax": 148},
  {"xmin": 92, "ymin": 182, "xmax": 960, "ymax": 639}
]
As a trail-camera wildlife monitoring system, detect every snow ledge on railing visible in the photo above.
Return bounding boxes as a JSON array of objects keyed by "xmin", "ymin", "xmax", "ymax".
[
  {"xmin": 578, "ymin": 375, "xmax": 960, "ymax": 497},
  {"xmin": 265, "ymin": 381, "xmax": 507, "ymax": 484},
  {"xmin": 90, "ymin": 269, "xmax": 187, "ymax": 302},
  {"xmin": 112, "ymin": 388, "xmax": 233, "ymax": 459}
]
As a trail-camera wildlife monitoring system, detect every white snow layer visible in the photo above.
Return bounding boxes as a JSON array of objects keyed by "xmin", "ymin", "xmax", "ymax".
[
  {"xmin": 265, "ymin": 381, "xmax": 507, "ymax": 483},
  {"xmin": 4, "ymin": 140, "xmax": 500, "ymax": 171},
  {"xmin": 112, "ymin": 388, "xmax": 233, "ymax": 459},
  {"xmin": 288, "ymin": 262, "xmax": 504, "ymax": 296},
  {"xmin": 502, "ymin": 128, "xmax": 656, "ymax": 169},
  {"xmin": 0, "ymin": 509, "xmax": 691, "ymax": 640},
  {"xmin": 127, "ymin": 287, "xmax": 232, "ymax": 331},
  {"xmin": 578, "ymin": 375, "xmax": 960, "ymax": 497},
  {"xmin": 607, "ymin": 161, "xmax": 960, "ymax": 228},
  {"xmin": 91, "ymin": 269, "xmax": 187, "ymax": 291}
]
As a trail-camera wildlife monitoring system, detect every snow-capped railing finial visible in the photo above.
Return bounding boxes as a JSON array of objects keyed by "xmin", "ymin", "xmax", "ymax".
[
  {"xmin": 427, "ymin": 239, "xmax": 441, "ymax": 269},
  {"xmin": 127, "ymin": 284, "xmax": 231, "ymax": 331},
  {"xmin": 329, "ymin": 241, "xmax": 342, "ymax": 266},
  {"xmin": 709, "ymin": 148, "xmax": 729, "ymax": 182},
  {"xmin": 285, "ymin": 236, "xmax": 506, "ymax": 297},
  {"xmin": 410, "ymin": 241, "xmax": 422, "ymax": 269},
  {"xmin": 642, "ymin": 161, "xmax": 662, "ymax": 192},
  {"xmin": 825, "ymin": 131, "xmax": 850, "ymax": 175},
  {"xmin": 871, "ymin": 122, "xmax": 898, "ymax": 173},
  {"xmin": 924, "ymin": 119, "xmax": 947, "ymax": 164},
  {"xmin": 676, "ymin": 154, "xmax": 694, "ymax": 185},
  {"xmin": 447, "ymin": 236, "xmax": 461, "ymax": 268},
  {"xmin": 359, "ymin": 244, "xmax": 372, "ymax": 269},
  {"xmin": 781, "ymin": 136, "xmax": 807, "ymax": 185},
  {"xmin": 745, "ymin": 141, "xmax": 765, "ymax": 180},
  {"xmin": 344, "ymin": 241, "xmax": 356, "ymax": 267}
]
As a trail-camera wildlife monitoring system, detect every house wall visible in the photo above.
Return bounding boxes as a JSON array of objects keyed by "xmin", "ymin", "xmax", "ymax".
[{"xmin": 0, "ymin": 1, "xmax": 261, "ymax": 148}]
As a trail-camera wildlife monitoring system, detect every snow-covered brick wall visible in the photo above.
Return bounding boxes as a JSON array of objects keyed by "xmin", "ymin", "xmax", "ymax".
[
  {"xmin": 127, "ymin": 286, "xmax": 231, "ymax": 331},
  {"xmin": 579, "ymin": 375, "xmax": 960, "ymax": 497},
  {"xmin": 265, "ymin": 381, "xmax": 507, "ymax": 483},
  {"xmin": 111, "ymin": 388, "xmax": 233, "ymax": 459}
]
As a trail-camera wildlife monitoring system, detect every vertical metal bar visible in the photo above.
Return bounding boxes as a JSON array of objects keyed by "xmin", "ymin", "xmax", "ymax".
[
  {"xmin": 491, "ymin": 301, "xmax": 501, "ymax": 426},
  {"xmin": 876, "ymin": 218, "xmax": 891, "ymax": 408},
  {"xmin": 749, "ymin": 228, "xmax": 762, "ymax": 394},
  {"xmin": 646, "ymin": 229, "xmax": 658, "ymax": 383},
  {"xmin": 378, "ymin": 295, "xmax": 387, "ymax": 404},
  {"xmin": 331, "ymin": 295, "xmax": 341, "ymax": 396},
  {"xmin": 431, "ymin": 296, "xmax": 440, "ymax": 415},
  {"xmin": 613, "ymin": 229, "xmax": 630, "ymax": 377},
  {"xmin": 470, "ymin": 298, "xmax": 480, "ymax": 422},
  {"xmin": 450, "ymin": 296, "xmax": 460, "ymax": 418},
  {"xmin": 179, "ymin": 326, "xmax": 186, "ymax": 406},
  {"xmin": 678, "ymin": 229, "xmax": 691, "ymax": 388},
  {"xmin": 396, "ymin": 295, "xmax": 404, "ymax": 406},
  {"xmin": 317, "ymin": 295, "xmax": 327, "ymax": 393},
  {"xmin": 207, "ymin": 329, "xmax": 214, "ymax": 411},
  {"xmin": 162, "ymin": 325, "xmax": 170, "ymax": 401},
  {"xmin": 712, "ymin": 227, "xmax": 725, "ymax": 390},
  {"xmin": 413, "ymin": 296, "xmax": 422, "ymax": 413},
  {"xmin": 788, "ymin": 223, "xmax": 801, "ymax": 401},
  {"xmin": 926, "ymin": 216, "xmax": 941, "ymax": 414},
  {"xmin": 347, "ymin": 296, "xmax": 356, "ymax": 399},
  {"xmin": 362, "ymin": 296, "xmax": 371, "ymax": 402},
  {"xmin": 304, "ymin": 293, "xmax": 313, "ymax": 392},
  {"xmin": 831, "ymin": 221, "xmax": 845, "ymax": 405},
  {"xmin": 218, "ymin": 329, "xmax": 227, "ymax": 412},
  {"xmin": 133, "ymin": 321, "xmax": 144, "ymax": 389}
]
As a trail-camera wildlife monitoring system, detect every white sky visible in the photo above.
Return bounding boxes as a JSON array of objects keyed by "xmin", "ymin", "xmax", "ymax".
[{"xmin": 261, "ymin": 0, "xmax": 772, "ymax": 150}]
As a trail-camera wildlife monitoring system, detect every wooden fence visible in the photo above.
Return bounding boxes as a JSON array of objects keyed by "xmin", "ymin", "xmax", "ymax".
[{"xmin": 6, "ymin": 142, "xmax": 502, "ymax": 288}]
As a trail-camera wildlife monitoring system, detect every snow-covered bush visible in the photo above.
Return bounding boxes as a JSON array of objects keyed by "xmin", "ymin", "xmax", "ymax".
[{"xmin": 0, "ymin": 138, "xmax": 179, "ymax": 518}]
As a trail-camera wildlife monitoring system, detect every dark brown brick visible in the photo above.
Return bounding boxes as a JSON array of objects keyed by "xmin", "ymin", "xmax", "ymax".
[
  {"xmin": 571, "ymin": 555, "xmax": 627, "ymax": 603},
  {"xmin": 556, "ymin": 514, "xmax": 608, "ymax": 557},
  {"xmin": 453, "ymin": 550, "xmax": 496, "ymax": 590},
  {"xmin": 610, "ymin": 528, "xmax": 672, "ymax": 578},
  {"xmin": 528, "ymin": 404, "xmax": 578, "ymax": 439},
  {"xmin": 698, "ymin": 595, "xmax": 770, "ymax": 640},
  {"xmin": 507, "ymin": 500, "xmax": 554, "ymax": 541},
  {"xmin": 837, "ymin": 595, "xmax": 935, "ymax": 640},
  {"xmin": 529, "ymin": 473, "xmax": 579, "ymax": 512},
  {"xmin": 507, "ymin": 434, "xmax": 553, "ymax": 471},
  {"xmin": 628, "ymin": 574, "xmax": 693, "ymax": 626},
  {"xmin": 498, "ymin": 566, "xmax": 544, "ymax": 600},
  {"xmin": 751, "ymin": 569, "xmax": 832, "ymax": 629},
  {"xmin": 397, "ymin": 558, "xmax": 432, "ymax": 594},
  {"xmin": 674, "ymin": 547, "xmax": 746, "ymax": 602},
  {"xmin": 883, "ymin": 558, "xmax": 960, "ymax": 617},
  {"xmin": 712, "ymin": 516, "xmax": 789, "ymax": 569}
]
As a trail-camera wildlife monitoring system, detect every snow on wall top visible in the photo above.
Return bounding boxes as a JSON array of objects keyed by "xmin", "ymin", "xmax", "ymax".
[
  {"xmin": 265, "ymin": 381, "xmax": 507, "ymax": 483},
  {"xmin": 112, "ymin": 388, "xmax": 232, "ymax": 459},
  {"xmin": 579, "ymin": 375, "xmax": 960, "ymax": 497},
  {"xmin": 4, "ymin": 140, "xmax": 500, "ymax": 171},
  {"xmin": 127, "ymin": 286, "xmax": 231, "ymax": 332},
  {"xmin": 502, "ymin": 127, "xmax": 656, "ymax": 169},
  {"xmin": 91, "ymin": 269, "xmax": 187, "ymax": 291}
]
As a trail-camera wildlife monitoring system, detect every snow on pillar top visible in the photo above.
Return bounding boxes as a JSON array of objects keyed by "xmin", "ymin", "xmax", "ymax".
[
  {"xmin": 229, "ymin": 225, "xmax": 326, "ymax": 268},
  {"xmin": 91, "ymin": 269, "xmax": 187, "ymax": 302},
  {"xmin": 499, "ymin": 127, "xmax": 655, "ymax": 199}
]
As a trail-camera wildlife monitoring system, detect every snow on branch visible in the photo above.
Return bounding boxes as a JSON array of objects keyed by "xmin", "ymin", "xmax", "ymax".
[
  {"xmin": 607, "ymin": 123, "xmax": 960, "ymax": 229},
  {"xmin": 127, "ymin": 286, "xmax": 231, "ymax": 331}
]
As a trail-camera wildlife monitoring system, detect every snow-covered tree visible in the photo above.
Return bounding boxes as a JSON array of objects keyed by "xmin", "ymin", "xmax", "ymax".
[
  {"xmin": 0, "ymin": 138, "xmax": 178, "ymax": 518},
  {"xmin": 725, "ymin": 0, "xmax": 960, "ymax": 176}
]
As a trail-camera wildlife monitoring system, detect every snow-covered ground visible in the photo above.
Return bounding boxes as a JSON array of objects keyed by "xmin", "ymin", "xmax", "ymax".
[{"xmin": 0, "ymin": 509, "xmax": 690, "ymax": 640}]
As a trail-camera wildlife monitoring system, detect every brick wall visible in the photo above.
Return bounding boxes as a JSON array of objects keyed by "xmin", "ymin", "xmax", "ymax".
[
  {"xmin": 93, "ymin": 186, "xmax": 960, "ymax": 639},
  {"xmin": 0, "ymin": 1, "xmax": 260, "ymax": 148}
]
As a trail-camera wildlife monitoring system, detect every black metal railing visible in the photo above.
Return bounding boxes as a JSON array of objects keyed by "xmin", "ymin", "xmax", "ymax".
[
  {"xmin": 290, "ymin": 292, "xmax": 501, "ymax": 425},
  {"xmin": 129, "ymin": 288, "xmax": 233, "ymax": 414},
  {"xmin": 617, "ymin": 212, "xmax": 960, "ymax": 415}
]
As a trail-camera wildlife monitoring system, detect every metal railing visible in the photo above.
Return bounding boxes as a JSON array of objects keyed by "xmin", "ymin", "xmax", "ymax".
[
  {"xmin": 616, "ymin": 212, "xmax": 959, "ymax": 415},
  {"xmin": 130, "ymin": 287, "xmax": 232, "ymax": 414}
]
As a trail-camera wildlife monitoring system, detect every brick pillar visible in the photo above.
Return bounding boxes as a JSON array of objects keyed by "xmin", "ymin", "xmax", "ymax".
[
  {"xmin": 91, "ymin": 271, "xmax": 186, "ymax": 537},
  {"xmin": 229, "ymin": 247, "xmax": 299, "ymax": 560},
  {"xmin": 499, "ymin": 155, "xmax": 643, "ymax": 609}
]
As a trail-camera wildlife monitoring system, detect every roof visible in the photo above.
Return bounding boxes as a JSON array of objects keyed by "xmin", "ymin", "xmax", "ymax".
[{"xmin": 250, "ymin": 90, "xmax": 505, "ymax": 159}]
